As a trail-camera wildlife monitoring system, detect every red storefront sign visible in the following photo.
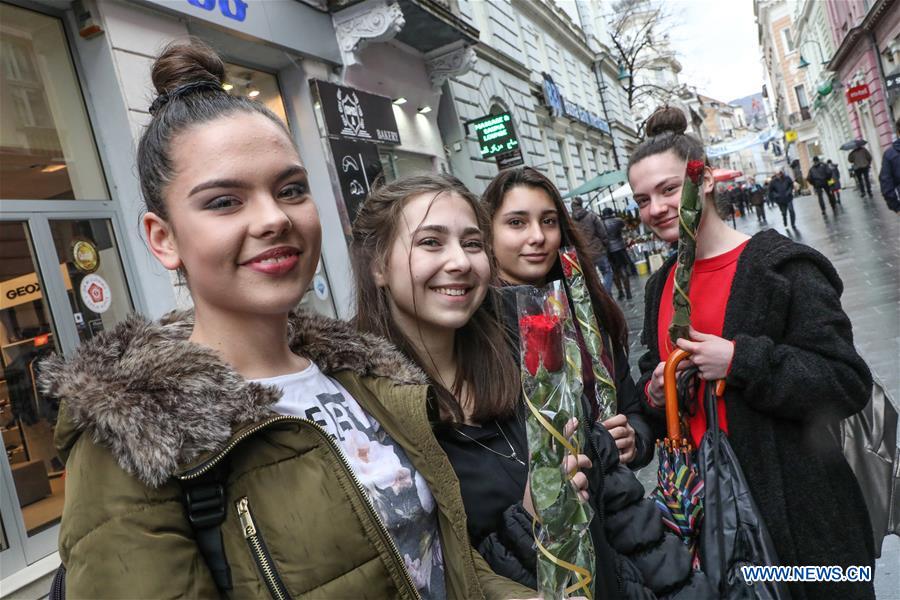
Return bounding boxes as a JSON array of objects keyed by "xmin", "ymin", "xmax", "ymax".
[{"xmin": 846, "ymin": 84, "xmax": 871, "ymax": 104}]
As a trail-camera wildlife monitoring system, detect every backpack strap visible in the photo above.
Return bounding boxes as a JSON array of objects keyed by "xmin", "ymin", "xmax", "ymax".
[{"xmin": 179, "ymin": 463, "xmax": 233, "ymax": 591}]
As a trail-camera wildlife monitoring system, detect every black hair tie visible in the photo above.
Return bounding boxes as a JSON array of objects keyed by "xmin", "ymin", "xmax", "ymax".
[{"xmin": 148, "ymin": 80, "xmax": 225, "ymax": 116}]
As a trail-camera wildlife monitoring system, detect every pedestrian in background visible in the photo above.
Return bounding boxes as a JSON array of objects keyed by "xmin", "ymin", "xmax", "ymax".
[
  {"xmin": 768, "ymin": 169, "xmax": 797, "ymax": 229},
  {"xmin": 601, "ymin": 207, "xmax": 633, "ymax": 301},
  {"xmin": 807, "ymin": 156, "xmax": 837, "ymax": 216},
  {"xmin": 570, "ymin": 196, "xmax": 614, "ymax": 291},
  {"xmin": 878, "ymin": 118, "xmax": 900, "ymax": 213},
  {"xmin": 826, "ymin": 159, "xmax": 842, "ymax": 205},
  {"xmin": 748, "ymin": 177, "xmax": 766, "ymax": 223},
  {"xmin": 629, "ymin": 106, "xmax": 875, "ymax": 600},
  {"xmin": 764, "ymin": 177, "xmax": 775, "ymax": 208},
  {"xmin": 849, "ymin": 144, "xmax": 874, "ymax": 198}
]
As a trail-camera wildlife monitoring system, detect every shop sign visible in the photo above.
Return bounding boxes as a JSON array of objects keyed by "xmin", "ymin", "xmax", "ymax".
[
  {"xmin": 79, "ymin": 274, "xmax": 112, "ymax": 314},
  {"xmin": 496, "ymin": 148, "xmax": 525, "ymax": 170},
  {"xmin": 135, "ymin": 0, "xmax": 340, "ymax": 64},
  {"xmin": 72, "ymin": 239, "xmax": 100, "ymax": 274},
  {"xmin": 885, "ymin": 72, "xmax": 900, "ymax": 95},
  {"xmin": 313, "ymin": 274, "xmax": 329, "ymax": 301},
  {"xmin": 186, "ymin": 0, "xmax": 246, "ymax": 22},
  {"xmin": 846, "ymin": 84, "xmax": 871, "ymax": 104},
  {"xmin": 541, "ymin": 73, "xmax": 610, "ymax": 135},
  {"xmin": 467, "ymin": 112, "xmax": 520, "ymax": 158},
  {"xmin": 784, "ymin": 130, "xmax": 798, "ymax": 143},
  {"xmin": 327, "ymin": 137, "xmax": 384, "ymax": 226},
  {"xmin": 313, "ymin": 80, "xmax": 401, "ymax": 145},
  {"xmin": 0, "ymin": 265, "xmax": 72, "ymax": 310}
]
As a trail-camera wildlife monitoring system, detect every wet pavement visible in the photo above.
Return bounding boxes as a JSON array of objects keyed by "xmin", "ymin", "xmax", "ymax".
[{"xmin": 619, "ymin": 186, "xmax": 899, "ymax": 598}]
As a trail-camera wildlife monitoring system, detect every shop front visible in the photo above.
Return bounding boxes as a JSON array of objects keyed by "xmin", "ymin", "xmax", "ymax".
[
  {"xmin": 0, "ymin": 4, "xmax": 143, "ymax": 593},
  {"xmin": 0, "ymin": 0, "xmax": 347, "ymax": 593}
]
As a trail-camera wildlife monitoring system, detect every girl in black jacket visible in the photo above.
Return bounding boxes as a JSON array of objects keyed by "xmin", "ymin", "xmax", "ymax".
[
  {"xmin": 629, "ymin": 107, "xmax": 875, "ymax": 600},
  {"xmin": 350, "ymin": 173, "xmax": 711, "ymax": 599}
]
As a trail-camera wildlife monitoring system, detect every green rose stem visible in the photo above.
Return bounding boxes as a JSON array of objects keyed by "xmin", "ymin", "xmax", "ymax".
[
  {"xmin": 518, "ymin": 284, "xmax": 596, "ymax": 599},
  {"xmin": 669, "ymin": 155, "xmax": 708, "ymax": 345},
  {"xmin": 559, "ymin": 248, "xmax": 617, "ymax": 421}
]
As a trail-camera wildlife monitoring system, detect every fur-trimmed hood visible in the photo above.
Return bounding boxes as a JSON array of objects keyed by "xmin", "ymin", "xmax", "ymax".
[{"xmin": 40, "ymin": 310, "xmax": 427, "ymax": 486}]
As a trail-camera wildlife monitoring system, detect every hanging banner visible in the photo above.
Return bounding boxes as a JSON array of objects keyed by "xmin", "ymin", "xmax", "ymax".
[{"xmin": 705, "ymin": 128, "xmax": 781, "ymax": 158}]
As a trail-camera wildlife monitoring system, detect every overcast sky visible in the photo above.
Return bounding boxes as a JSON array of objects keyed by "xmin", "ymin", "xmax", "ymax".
[{"xmin": 666, "ymin": 0, "xmax": 766, "ymax": 103}]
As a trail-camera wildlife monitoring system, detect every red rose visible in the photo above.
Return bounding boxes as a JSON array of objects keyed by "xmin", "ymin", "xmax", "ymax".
[
  {"xmin": 686, "ymin": 160, "xmax": 705, "ymax": 184},
  {"xmin": 520, "ymin": 314, "xmax": 563, "ymax": 376}
]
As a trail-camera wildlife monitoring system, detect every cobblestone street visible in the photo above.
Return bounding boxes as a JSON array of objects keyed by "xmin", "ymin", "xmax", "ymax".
[{"xmin": 624, "ymin": 187, "xmax": 899, "ymax": 598}]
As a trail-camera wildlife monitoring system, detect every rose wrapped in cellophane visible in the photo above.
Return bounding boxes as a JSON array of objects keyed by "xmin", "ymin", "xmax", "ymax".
[
  {"xmin": 559, "ymin": 247, "xmax": 617, "ymax": 422},
  {"xmin": 517, "ymin": 281, "xmax": 595, "ymax": 599}
]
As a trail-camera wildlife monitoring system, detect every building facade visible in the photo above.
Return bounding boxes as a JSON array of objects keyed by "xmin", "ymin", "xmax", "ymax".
[
  {"xmin": 757, "ymin": 0, "xmax": 819, "ymax": 183},
  {"xmin": 794, "ymin": 0, "xmax": 854, "ymax": 184},
  {"xmin": 442, "ymin": 0, "xmax": 638, "ymax": 196},
  {"xmin": 825, "ymin": 0, "xmax": 900, "ymax": 174}
]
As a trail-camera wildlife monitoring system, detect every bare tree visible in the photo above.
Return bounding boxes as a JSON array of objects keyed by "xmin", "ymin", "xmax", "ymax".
[{"xmin": 607, "ymin": 0, "xmax": 682, "ymax": 129}]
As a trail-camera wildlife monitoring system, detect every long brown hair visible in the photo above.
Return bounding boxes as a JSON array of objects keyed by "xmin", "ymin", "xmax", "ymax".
[
  {"xmin": 351, "ymin": 174, "xmax": 519, "ymax": 424},
  {"xmin": 482, "ymin": 166, "xmax": 628, "ymax": 350}
]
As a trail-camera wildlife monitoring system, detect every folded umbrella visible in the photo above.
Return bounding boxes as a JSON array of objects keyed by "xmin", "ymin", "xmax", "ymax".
[{"xmin": 697, "ymin": 380, "xmax": 790, "ymax": 599}]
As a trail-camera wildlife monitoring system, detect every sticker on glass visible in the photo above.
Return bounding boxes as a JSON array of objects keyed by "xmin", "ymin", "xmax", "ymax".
[{"xmin": 80, "ymin": 274, "xmax": 112, "ymax": 313}]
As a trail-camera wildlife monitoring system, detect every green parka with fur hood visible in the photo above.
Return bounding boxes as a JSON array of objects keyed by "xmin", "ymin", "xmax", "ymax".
[{"xmin": 40, "ymin": 310, "xmax": 534, "ymax": 600}]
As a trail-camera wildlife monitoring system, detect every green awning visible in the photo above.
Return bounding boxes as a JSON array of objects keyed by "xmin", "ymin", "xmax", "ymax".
[{"xmin": 562, "ymin": 169, "xmax": 628, "ymax": 198}]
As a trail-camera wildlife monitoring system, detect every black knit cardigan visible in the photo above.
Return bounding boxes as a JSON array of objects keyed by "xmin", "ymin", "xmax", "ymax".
[{"xmin": 636, "ymin": 229, "xmax": 876, "ymax": 600}]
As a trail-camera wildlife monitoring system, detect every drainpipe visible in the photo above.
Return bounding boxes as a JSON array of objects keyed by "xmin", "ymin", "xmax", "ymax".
[{"xmin": 593, "ymin": 59, "xmax": 621, "ymax": 170}]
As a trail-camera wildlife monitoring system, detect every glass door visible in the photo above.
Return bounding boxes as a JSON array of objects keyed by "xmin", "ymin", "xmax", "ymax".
[{"xmin": 0, "ymin": 212, "xmax": 133, "ymax": 566}]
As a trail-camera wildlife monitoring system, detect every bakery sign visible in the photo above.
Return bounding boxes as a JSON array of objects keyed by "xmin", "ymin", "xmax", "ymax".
[{"xmin": 312, "ymin": 80, "xmax": 401, "ymax": 145}]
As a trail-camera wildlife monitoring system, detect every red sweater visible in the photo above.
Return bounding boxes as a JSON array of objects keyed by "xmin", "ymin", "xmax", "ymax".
[{"xmin": 656, "ymin": 240, "xmax": 749, "ymax": 445}]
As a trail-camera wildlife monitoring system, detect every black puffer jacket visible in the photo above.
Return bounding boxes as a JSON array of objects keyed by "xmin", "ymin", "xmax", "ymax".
[{"xmin": 476, "ymin": 286, "xmax": 714, "ymax": 599}]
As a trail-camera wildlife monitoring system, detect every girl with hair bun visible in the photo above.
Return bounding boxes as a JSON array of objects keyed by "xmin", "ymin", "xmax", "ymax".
[
  {"xmin": 630, "ymin": 106, "xmax": 875, "ymax": 600},
  {"xmin": 39, "ymin": 40, "xmax": 532, "ymax": 599}
]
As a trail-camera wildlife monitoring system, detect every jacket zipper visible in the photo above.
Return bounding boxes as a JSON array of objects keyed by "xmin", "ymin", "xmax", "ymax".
[
  {"xmin": 178, "ymin": 415, "xmax": 421, "ymax": 600},
  {"xmin": 236, "ymin": 497, "xmax": 292, "ymax": 600}
]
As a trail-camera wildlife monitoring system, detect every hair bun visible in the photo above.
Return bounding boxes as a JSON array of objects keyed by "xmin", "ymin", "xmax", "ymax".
[
  {"xmin": 644, "ymin": 106, "xmax": 688, "ymax": 138},
  {"xmin": 151, "ymin": 39, "xmax": 225, "ymax": 96}
]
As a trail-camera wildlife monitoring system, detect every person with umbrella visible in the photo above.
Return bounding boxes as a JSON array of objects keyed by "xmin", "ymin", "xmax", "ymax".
[
  {"xmin": 848, "ymin": 142, "xmax": 874, "ymax": 198},
  {"xmin": 629, "ymin": 106, "xmax": 876, "ymax": 600}
]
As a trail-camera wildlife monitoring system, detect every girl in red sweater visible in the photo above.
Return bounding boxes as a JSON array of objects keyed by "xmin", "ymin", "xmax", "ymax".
[{"xmin": 629, "ymin": 107, "xmax": 874, "ymax": 600}]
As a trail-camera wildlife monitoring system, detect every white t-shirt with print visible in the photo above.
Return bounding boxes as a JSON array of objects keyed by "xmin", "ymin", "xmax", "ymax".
[{"xmin": 252, "ymin": 361, "xmax": 445, "ymax": 599}]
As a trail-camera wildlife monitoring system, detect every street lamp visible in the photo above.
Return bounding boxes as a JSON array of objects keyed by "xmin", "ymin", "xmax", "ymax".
[
  {"xmin": 617, "ymin": 62, "xmax": 632, "ymax": 85},
  {"xmin": 797, "ymin": 39, "xmax": 830, "ymax": 69}
]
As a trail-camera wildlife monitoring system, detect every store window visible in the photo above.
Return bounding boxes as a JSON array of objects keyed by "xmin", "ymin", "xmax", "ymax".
[
  {"xmin": 223, "ymin": 62, "xmax": 288, "ymax": 125},
  {"xmin": 222, "ymin": 62, "xmax": 336, "ymax": 317},
  {"xmin": 1, "ymin": 222, "xmax": 64, "ymax": 539},
  {"xmin": 379, "ymin": 149, "xmax": 435, "ymax": 182},
  {"xmin": 0, "ymin": 3, "xmax": 107, "ymax": 200}
]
